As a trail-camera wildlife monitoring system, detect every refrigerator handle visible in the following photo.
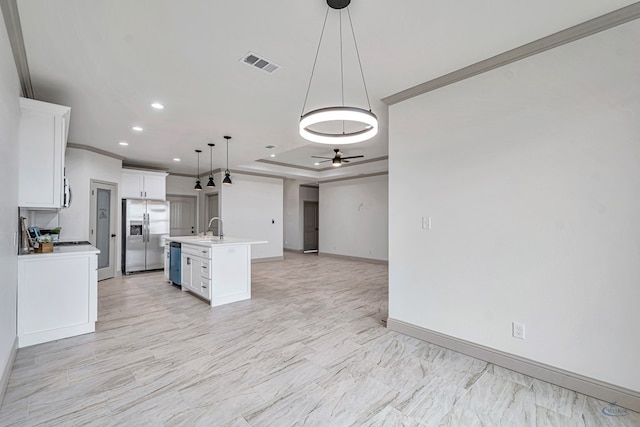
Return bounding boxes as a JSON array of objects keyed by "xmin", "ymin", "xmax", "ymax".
[{"xmin": 144, "ymin": 213, "xmax": 148, "ymax": 243}]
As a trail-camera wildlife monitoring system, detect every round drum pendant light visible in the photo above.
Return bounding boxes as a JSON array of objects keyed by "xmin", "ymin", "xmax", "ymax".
[
  {"xmin": 299, "ymin": 0, "xmax": 377, "ymax": 145},
  {"xmin": 300, "ymin": 107, "xmax": 377, "ymax": 144}
]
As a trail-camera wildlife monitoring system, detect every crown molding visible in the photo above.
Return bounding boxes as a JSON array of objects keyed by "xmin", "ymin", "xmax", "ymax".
[
  {"xmin": 67, "ymin": 143, "xmax": 125, "ymax": 160},
  {"xmin": 318, "ymin": 171, "xmax": 388, "ymax": 184},
  {"xmin": 383, "ymin": 3, "xmax": 640, "ymax": 105},
  {"xmin": 256, "ymin": 155, "xmax": 388, "ymax": 172},
  {"xmin": 1, "ymin": 0, "xmax": 33, "ymax": 98}
]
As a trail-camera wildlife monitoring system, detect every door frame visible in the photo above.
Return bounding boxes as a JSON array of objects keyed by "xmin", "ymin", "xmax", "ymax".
[
  {"xmin": 89, "ymin": 179, "xmax": 118, "ymax": 281},
  {"xmin": 303, "ymin": 201, "xmax": 319, "ymax": 253}
]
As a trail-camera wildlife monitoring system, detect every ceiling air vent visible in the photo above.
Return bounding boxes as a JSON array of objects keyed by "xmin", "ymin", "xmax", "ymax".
[{"xmin": 241, "ymin": 52, "xmax": 280, "ymax": 74}]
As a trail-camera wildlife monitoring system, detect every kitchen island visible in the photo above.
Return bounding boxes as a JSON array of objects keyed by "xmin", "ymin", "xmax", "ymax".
[
  {"xmin": 17, "ymin": 243, "xmax": 99, "ymax": 347},
  {"xmin": 166, "ymin": 236, "xmax": 267, "ymax": 307}
]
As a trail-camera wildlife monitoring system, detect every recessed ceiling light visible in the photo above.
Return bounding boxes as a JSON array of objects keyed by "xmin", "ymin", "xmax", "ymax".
[
  {"xmin": 151, "ymin": 102, "xmax": 164, "ymax": 110},
  {"xmin": 119, "ymin": 141, "xmax": 128, "ymax": 146},
  {"xmin": 132, "ymin": 126, "xmax": 143, "ymax": 132},
  {"xmin": 173, "ymin": 158, "xmax": 181, "ymax": 162},
  {"xmin": 314, "ymin": 162, "xmax": 320, "ymax": 166},
  {"xmin": 270, "ymin": 154, "xmax": 276, "ymax": 158}
]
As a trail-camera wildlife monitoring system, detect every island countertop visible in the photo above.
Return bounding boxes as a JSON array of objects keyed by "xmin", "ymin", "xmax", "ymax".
[{"xmin": 166, "ymin": 236, "xmax": 267, "ymax": 248}]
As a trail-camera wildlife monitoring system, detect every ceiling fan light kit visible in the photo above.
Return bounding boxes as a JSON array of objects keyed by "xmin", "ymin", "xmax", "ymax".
[
  {"xmin": 299, "ymin": 0, "xmax": 377, "ymax": 145},
  {"xmin": 311, "ymin": 148, "xmax": 364, "ymax": 167}
]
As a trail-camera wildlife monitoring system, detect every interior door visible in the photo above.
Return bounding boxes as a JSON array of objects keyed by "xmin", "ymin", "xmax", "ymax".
[
  {"xmin": 303, "ymin": 201, "xmax": 319, "ymax": 252},
  {"xmin": 90, "ymin": 180, "xmax": 118, "ymax": 281},
  {"xmin": 167, "ymin": 195, "xmax": 197, "ymax": 236}
]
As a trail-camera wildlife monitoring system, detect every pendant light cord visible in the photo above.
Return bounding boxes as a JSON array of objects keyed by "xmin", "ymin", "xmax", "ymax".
[
  {"xmin": 347, "ymin": 8, "xmax": 372, "ymax": 112},
  {"xmin": 226, "ymin": 139, "xmax": 229, "ymax": 172},
  {"xmin": 340, "ymin": 10, "xmax": 344, "ymax": 108},
  {"xmin": 301, "ymin": 6, "xmax": 330, "ymax": 117}
]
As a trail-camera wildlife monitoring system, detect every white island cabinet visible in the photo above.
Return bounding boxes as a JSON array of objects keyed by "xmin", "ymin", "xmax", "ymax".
[
  {"xmin": 17, "ymin": 245, "xmax": 99, "ymax": 347},
  {"xmin": 169, "ymin": 237, "xmax": 266, "ymax": 307}
]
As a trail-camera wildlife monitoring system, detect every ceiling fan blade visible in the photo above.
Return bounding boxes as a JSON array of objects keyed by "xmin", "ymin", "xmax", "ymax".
[
  {"xmin": 342, "ymin": 159, "xmax": 350, "ymax": 163},
  {"xmin": 340, "ymin": 155, "xmax": 364, "ymax": 160},
  {"xmin": 311, "ymin": 156, "xmax": 333, "ymax": 159},
  {"xmin": 317, "ymin": 159, "xmax": 331, "ymax": 163}
]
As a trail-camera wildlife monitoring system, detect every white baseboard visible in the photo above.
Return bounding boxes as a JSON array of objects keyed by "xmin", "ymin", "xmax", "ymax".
[
  {"xmin": 387, "ymin": 318, "xmax": 640, "ymax": 413},
  {"xmin": 251, "ymin": 256, "xmax": 284, "ymax": 263},
  {"xmin": 318, "ymin": 252, "xmax": 388, "ymax": 265},
  {"xmin": 0, "ymin": 337, "xmax": 18, "ymax": 406},
  {"xmin": 283, "ymin": 248, "xmax": 304, "ymax": 253}
]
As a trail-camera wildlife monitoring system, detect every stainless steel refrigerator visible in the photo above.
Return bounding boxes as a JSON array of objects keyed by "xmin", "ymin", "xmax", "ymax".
[{"xmin": 122, "ymin": 199, "xmax": 170, "ymax": 274}]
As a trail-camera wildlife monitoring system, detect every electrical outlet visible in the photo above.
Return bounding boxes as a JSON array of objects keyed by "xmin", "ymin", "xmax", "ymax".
[{"xmin": 512, "ymin": 322, "xmax": 525, "ymax": 339}]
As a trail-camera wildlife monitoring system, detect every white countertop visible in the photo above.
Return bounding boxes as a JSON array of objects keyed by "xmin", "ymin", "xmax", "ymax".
[
  {"xmin": 167, "ymin": 236, "xmax": 267, "ymax": 248},
  {"xmin": 18, "ymin": 244, "xmax": 100, "ymax": 258}
]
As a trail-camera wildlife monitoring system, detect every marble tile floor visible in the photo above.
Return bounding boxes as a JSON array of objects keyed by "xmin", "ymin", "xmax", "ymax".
[{"xmin": 1, "ymin": 253, "xmax": 638, "ymax": 426}]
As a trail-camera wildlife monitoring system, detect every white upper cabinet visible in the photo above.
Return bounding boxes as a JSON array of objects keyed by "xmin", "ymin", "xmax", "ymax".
[
  {"xmin": 121, "ymin": 170, "xmax": 167, "ymax": 200},
  {"xmin": 18, "ymin": 98, "xmax": 71, "ymax": 208}
]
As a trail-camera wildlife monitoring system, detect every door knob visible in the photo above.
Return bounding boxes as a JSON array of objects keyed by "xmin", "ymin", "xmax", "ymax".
[{"xmin": 111, "ymin": 234, "xmax": 116, "ymax": 237}]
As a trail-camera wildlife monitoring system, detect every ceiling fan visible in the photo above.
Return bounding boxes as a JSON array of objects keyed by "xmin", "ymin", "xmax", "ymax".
[{"xmin": 312, "ymin": 148, "xmax": 364, "ymax": 167}]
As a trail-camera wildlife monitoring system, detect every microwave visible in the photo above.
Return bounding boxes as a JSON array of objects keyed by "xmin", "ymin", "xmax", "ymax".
[{"xmin": 63, "ymin": 177, "xmax": 72, "ymax": 208}]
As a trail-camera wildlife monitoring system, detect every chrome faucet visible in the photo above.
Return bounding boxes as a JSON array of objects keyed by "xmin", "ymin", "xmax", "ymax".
[{"xmin": 207, "ymin": 216, "xmax": 223, "ymax": 240}]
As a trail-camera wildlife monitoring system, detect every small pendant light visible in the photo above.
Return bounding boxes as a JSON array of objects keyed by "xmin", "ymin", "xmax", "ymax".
[
  {"xmin": 206, "ymin": 143, "xmax": 216, "ymax": 188},
  {"xmin": 194, "ymin": 149, "xmax": 203, "ymax": 191},
  {"xmin": 223, "ymin": 136, "xmax": 232, "ymax": 185}
]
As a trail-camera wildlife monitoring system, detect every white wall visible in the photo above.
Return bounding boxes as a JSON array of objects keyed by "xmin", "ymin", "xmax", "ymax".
[
  {"xmin": 59, "ymin": 148, "xmax": 122, "ymax": 268},
  {"xmin": 167, "ymin": 174, "xmax": 200, "ymax": 197},
  {"xmin": 167, "ymin": 173, "xmax": 203, "ymax": 234},
  {"xmin": 197, "ymin": 171, "xmax": 222, "ymax": 233},
  {"xmin": 220, "ymin": 173, "xmax": 283, "ymax": 260},
  {"xmin": 283, "ymin": 179, "xmax": 300, "ymax": 250},
  {"xmin": 389, "ymin": 22, "xmax": 640, "ymax": 391},
  {"xmin": 319, "ymin": 175, "xmax": 388, "ymax": 261},
  {"xmin": 283, "ymin": 180, "xmax": 319, "ymax": 251},
  {"xmin": 0, "ymin": 17, "xmax": 21, "ymax": 396}
]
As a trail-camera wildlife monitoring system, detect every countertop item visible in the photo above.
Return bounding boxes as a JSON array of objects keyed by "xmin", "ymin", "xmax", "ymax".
[
  {"xmin": 166, "ymin": 236, "xmax": 267, "ymax": 248},
  {"xmin": 18, "ymin": 243, "xmax": 99, "ymax": 258}
]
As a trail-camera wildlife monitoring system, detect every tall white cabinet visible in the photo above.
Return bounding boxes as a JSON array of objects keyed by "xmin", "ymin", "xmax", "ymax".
[{"xmin": 18, "ymin": 98, "xmax": 71, "ymax": 208}]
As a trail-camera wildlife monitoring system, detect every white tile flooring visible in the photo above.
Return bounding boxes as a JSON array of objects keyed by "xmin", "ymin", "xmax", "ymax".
[{"xmin": 1, "ymin": 253, "xmax": 638, "ymax": 426}]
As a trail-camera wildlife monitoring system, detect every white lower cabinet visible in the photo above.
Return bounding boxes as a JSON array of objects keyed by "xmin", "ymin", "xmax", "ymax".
[
  {"xmin": 181, "ymin": 245, "xmax": 211, "ymax": 300},
  {"xmin": 178, "ymin": 242, "xmax": 251, "ymax": 306},
  {"xmin": 17, "ymin": 250, "xmax": 98, "ymax": 347}
]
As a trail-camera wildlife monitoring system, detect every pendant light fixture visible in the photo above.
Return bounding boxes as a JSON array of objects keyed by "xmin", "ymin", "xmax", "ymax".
[
  {"xmin": 206, "ymin": 143, "xmax": 216, "ymax": 188},
  {"xmin": 299, "ymin": 0, "xmax": 377, "ymax": 145},
  {"xmin": 194, "ymin": 149, "xmax": 203, "ymax": 191},
  {"xmin": 223, "ymin": 136, "xmax": 232, "ymax": 185}
]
